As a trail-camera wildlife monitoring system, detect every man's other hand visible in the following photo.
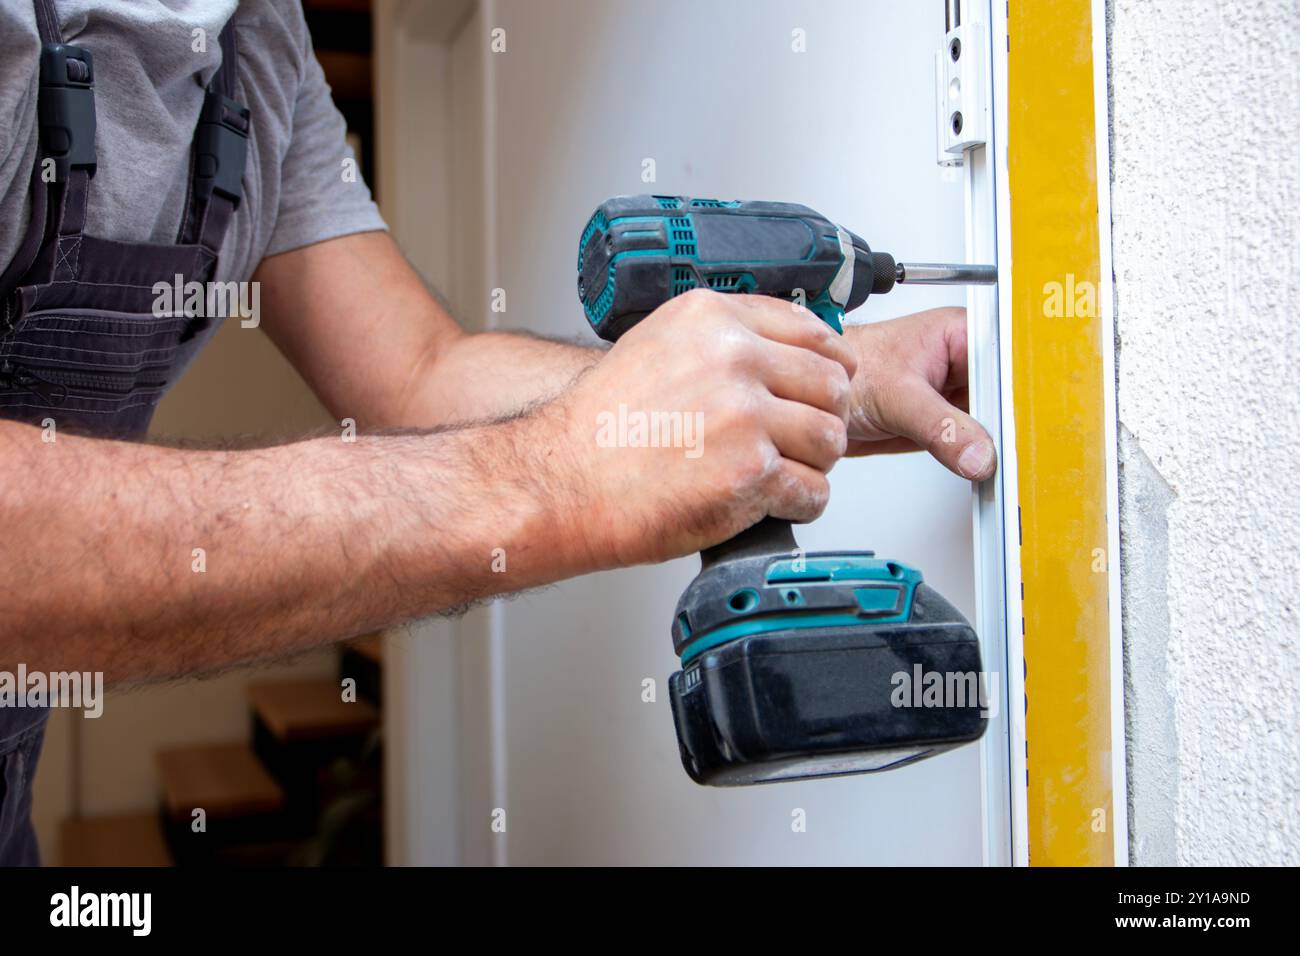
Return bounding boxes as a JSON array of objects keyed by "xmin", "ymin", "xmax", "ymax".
[{"xmin": 842, "ymin": 307, "xmax": 997, "ymax": 482}]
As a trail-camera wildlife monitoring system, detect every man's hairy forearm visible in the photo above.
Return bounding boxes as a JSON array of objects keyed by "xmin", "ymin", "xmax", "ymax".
[
  {"xmin": 0, "ymin": 408, "xmax": 588, "ymax": 682},
  {"xmin": 399, "ymin": 329, "xmax": 602, "ymax": 428}
]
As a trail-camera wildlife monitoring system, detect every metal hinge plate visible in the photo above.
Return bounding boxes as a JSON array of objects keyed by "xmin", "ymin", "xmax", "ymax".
[{"xmin": 935, "ymin": 22, "xmax": 988, "ymax": 166}]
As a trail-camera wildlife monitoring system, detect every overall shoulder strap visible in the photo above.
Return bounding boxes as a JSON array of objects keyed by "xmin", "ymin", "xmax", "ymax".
[
  {"xmin": 178, "ymin": 17, "xmax": 250, "ymax": 271},
  {"xmin": 0, "ymin": 0, "xmax": 99, "ymax": 295},
  {"xmin": 32, "ymin": 0, "xmax": 58, "ymax": 43}
]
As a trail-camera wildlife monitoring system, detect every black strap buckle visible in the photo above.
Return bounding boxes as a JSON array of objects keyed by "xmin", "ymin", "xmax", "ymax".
[
  {"xmin": 194, "ymin": 89, "xmax": 250, "ymax": 207},
  {"xmin": 37, "ymin": 44, "xmax": 96, "ymax": 182}
]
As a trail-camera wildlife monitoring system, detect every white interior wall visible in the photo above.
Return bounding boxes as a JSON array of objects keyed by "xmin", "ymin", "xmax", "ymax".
[{"xmin": 1110, "ymin": 0, "xmax": 1300, "ymax": 865}]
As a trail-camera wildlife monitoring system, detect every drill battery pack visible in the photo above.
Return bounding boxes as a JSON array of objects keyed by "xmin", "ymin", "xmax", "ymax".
[{"xmin": 667, "ymin": 550, "xmax": 988, "ymax": 786}]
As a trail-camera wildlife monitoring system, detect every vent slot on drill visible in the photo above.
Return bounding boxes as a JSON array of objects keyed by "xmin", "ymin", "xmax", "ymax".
[
  {"xmin": 672, "ymin": 267, "xmax": 697, "ymax": 296},
  {"xmin": 707, "ymin": 273, "xmax": 745, "ymax": 291},
  {"xmin": 669, "ymin": 217, "xmax": 697, "ymax": 257}
]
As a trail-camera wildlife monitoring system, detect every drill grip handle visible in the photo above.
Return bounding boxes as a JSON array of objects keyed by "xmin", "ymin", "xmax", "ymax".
[{"xmin": 700, "ymin": 517, "xmax": 798, "ymax": 570}]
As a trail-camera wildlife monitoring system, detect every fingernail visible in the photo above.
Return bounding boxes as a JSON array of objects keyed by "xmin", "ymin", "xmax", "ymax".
[{"xmin": 957, "ymin": 441, "xmax": 994, "ymax": 480}]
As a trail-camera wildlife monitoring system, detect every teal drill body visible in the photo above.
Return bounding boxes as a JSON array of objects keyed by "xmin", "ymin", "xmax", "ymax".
[
  {"xmin": 578, "ymin": 195, "xmax": 900, "ymax": 338},
  {"xmin": 577, "ymin": 195, "xmax": 989, "ymax": 786}
]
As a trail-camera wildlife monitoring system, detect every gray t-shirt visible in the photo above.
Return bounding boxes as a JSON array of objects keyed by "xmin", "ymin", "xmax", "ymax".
[{"xmin": 0, "ymin": 0, "xmax": 387, "ymax": 284}]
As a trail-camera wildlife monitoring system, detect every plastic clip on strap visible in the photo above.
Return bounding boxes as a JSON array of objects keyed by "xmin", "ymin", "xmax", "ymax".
[
  {"xmin": 37, "ymin": 43, "xmax": 96, "ymax": 283},
  {"xmin": 193, "ymin": 90, "xmax": 250, "ymax": 207},
  {"xmin": 183, "ymin": 88, "xmax": 250, "ymax": 263},
  {"xmin": 37, "ymin": 44, "xmax": 96, "ymax": 183}
]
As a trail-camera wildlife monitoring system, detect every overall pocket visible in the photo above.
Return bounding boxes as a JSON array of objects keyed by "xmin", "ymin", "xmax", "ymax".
[{"xmin": 0, "ymin": 307, "xmax": 206, "ymax": 437}]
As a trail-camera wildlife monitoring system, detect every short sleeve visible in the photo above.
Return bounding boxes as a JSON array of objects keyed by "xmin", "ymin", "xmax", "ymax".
[{"xmin": 262, "ymin": 14, "xmax": 387, "ymax": 258}]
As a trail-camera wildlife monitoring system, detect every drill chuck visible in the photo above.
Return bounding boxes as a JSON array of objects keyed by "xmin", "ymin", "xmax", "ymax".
[{"xmin": 866, "ymin": 249, "xmax": 898, "ymax": 295}]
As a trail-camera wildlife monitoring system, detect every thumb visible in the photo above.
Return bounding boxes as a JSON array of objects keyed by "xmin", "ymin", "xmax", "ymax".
[{"xmin": 877, "ymin": 376, "xmax": 997, "ymax": 481}]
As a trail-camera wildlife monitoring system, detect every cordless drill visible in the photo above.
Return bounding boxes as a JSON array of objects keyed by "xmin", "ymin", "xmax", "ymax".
[{"xmin": 577, "ymin": 195, "xmax": 997, "ymax": 786}]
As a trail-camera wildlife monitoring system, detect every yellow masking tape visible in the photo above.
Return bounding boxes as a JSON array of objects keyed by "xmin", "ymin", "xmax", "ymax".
[{"xmin": 1008, "ymin": 0, "xmax": 1115, "ymax": 865}]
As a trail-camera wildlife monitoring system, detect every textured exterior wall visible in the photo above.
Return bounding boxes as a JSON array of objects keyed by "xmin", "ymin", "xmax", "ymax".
[{"xmin": 1110, "ymin": 0, "xmax": 1300, "ymax": 864}]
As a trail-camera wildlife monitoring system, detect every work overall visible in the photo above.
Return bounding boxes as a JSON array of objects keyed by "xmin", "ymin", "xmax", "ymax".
[{"xmin": 0, "ymin": 0, "xmax": 249, "ymax": 864}]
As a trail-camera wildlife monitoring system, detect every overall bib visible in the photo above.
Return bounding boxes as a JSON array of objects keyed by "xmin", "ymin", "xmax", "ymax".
[{"xmin": 0, "ymin": 0, "xmax": 249, "ymax": 864}]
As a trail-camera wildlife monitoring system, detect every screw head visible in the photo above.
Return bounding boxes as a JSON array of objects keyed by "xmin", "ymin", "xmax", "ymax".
[
  {"xmin": 951, "ymin": 112, "xmax": 964, "ymax": 135},
  {"xmin": 949, "ymin": 37, "xmax": 961, "ymax": 61}
]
